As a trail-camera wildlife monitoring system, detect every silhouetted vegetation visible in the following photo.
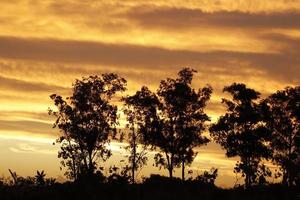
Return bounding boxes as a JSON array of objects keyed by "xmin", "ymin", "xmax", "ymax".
[
  {"xmin": 152, "ymin": 68, "xmax": 212, "ymax": 180},
  {"xmin": 6, "ymin": 169, "xmax": 56, "ymax": 187},
  {"xmin": 121, "ymin": 86, "xmax": 158, "ymax": 184},
  {"xmin": 1, "ymin": 69, "xmax": 299, "ymax": 199},
  {"xmin": 210, "ymin": 83, "xmax": 272, "ymax": 188},
  {"xmin": 0, "ymin": 174, "xmax": 298, "ymax": 200},
  {"xmin": 48, "ymin": 74, "xmax": 126, "ymax": 181},
  {"xmin": 262, "ymin": 86, "xmax": 300, "ymax": 186}
]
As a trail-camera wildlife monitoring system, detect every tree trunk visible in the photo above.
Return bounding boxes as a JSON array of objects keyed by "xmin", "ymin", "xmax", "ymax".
[
  {"xmin": 166, "ymin": 153, "xmax": 173, "ymax": 179},
  {"xmin": 88, "ymin": 151, "xmax": 94, "ymax": 175},
  {"xmin": 71, "ymin": 155, "xmax": 77, "ymax": 180},
  {"xmin": 169, "ymin": 167, "xmax": 173, "ymax": 179},
  {"xmin": 68, "ymin": 140, "xmax": 77, "ymax": 180},
  {"xmin": 79, "ymin": 142, "xmax": 88, "ymax": 173},
  {"xmin": 287, "ymin": 135, "xmax": 293, "ymax": 187},
  {"xmin": 245, "ymin": 173, "xmax": 250, "ymax": 189},
  {"xmin": 132, "ymin": 167, "xmax": 135, "ymax": 184},
  {"xmin": 132, "ymin": 130, "xmax": 136, "ymax": 184},
  {"xmin": 244, "ymin": 157, "xmax": 250, "ymax": 189}
]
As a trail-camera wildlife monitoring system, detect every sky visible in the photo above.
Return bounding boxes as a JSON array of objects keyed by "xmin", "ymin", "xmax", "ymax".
[{"xmin": 0, "ymin": 0, "xmax": 299, "ymax": 187}]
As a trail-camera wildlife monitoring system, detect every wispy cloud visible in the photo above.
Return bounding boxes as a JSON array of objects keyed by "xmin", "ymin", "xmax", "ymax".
[
  {"xmin": 0, "ymin": 36, "xmax": 299, "ymax": 84},
  {"xmin": 123, "ymin": 6, "xmax": 300, "ymax": 30},
  {"xmin": 0, "ymin": 74, "xmax": 69, "ymax": 93},
  {"xmin": 0, "ymin": 0, "xmax": 299, "ymax": 187},
  {"xmin": 9, "ymin": 143, "xmax": 56, "ymax": 155}
]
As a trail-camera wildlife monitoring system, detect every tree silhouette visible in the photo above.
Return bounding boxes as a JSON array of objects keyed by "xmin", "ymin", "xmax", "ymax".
[
  {"xmin": 121, "ymin": 86, "xmax": 160, "ymax": 184},
  {"xmin": 144, "ymin": 68, "xmax": 211, "ymax": 179},
  {"xmin": 210, "ymin": 83, "xmax": 271, "ymax": 188},
  {"xmin": 8, "ymin": 169, "xmax": 55, "ymax": 187},
  {"xmin": 8, "ymin": 169, "xmax": 18, "ymax": 185},
  {"xmin": 106, "ymin": 165, "xmax": 130, "ymax": 184},
  {"xmin": 191, "ymin": 168, "xmax": 218, "ymax": 186},
  {"xmin": 262, "ymin": 86, "xmax": 300, "ymax": 186},
  {"xmin": 35, "ymin": 170, "xmax": 46, "ymax": 186},
  {"xmin": 49, "ymin": 74, "xmax": 126, "ymax": 180}
]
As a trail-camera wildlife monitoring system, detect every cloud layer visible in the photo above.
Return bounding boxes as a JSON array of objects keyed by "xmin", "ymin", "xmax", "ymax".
[{"xmin": 0, "ymin": 0, "xmax": 299, "ymax": 187}]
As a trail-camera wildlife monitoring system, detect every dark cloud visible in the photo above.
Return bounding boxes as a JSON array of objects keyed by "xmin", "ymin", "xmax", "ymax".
[
  {"xmin": 257, "ymin": 33, "xmax": 300, "ymax": 83},
  {"xmin": 260, "ymin": 33, "xmax": 300, "ymax": 54},
  {"xmin": 123, "ymin": 6, "xmax": 300, "ymax": 30},
  {"xmin": 0, "ymin": 74, "xmax": 69, "ymax": 93},
  {"xmin": 0, "ymin": 119, "xmax": 57, "ymax": 136},
  {"xmin": 0, "ymin": 36, "xmax": 299, "ymax": 84}
]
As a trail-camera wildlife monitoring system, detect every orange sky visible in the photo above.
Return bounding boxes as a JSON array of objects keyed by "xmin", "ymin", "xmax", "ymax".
[{"xmin": 0, "ymin": 0, "xmax": 299, "ymax": 187}]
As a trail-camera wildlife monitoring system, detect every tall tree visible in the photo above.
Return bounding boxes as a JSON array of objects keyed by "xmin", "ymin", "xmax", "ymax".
[
  {"xmin": 147, "ymin": 68, "xmax": 211, "ymax": 180},
  {"xmin": 263, "ymin": 86, "xmax": 300, "ymax": 186},
  {"xmin": 49, "ymin": 74, "xmax": 126, "ymax": 180},
  {"xmin": 210, "ymin": 83, "xmax": 271, "ymax": 188},
  {"xmin": 122, "ymin": 86, "xmax": 160, "ymax": 184}
]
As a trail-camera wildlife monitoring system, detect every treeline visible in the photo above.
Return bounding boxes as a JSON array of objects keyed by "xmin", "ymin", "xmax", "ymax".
[{"xmin": 45, "ymin": 68, "xmax": 299, "ymax": 188}]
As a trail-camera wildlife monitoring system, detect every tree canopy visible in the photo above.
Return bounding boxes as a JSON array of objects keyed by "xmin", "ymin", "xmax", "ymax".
[
  {"xmin": 210, "ymin": 83, "xmax": 271, "ymax": 188},
  {"xmin": 142, "ymin": 68, "xmax": 212, "ymax": 180},
  {"xmin": 121, "ymin": 86, "xmax": 160, "ymax": 183},
  {"xmin": 45, "ymin": 69, "xmax": 300, "ymax": 188},
  {"xmin": 263, "ymin": 86, "xmax": 300, "ymax": 186},
  {"xmin": 49, "ymin": 74, "xmax": 126, "ymax": 180}
]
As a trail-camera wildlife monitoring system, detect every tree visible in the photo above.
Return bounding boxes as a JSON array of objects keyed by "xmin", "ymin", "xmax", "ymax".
[
  {"xmin": 35, "ymin": 170, "xmax": 46, "ymax": 186},
  {"xmin": 49, "ymin": 74, "xmax": 126, "ymax": 180},
  {"xmin": 121, "ymin": 86, "xmax": 159, "ymax": 184},
  {"xmin": 263, "ymin": 86, "xmax": 300, "ymax": 186},
  {"xmin": 8, "ymin": 169, "xmax": 55, "ymax": 187},
  {"xmin": 210, "ymin": 83, "xmax": 271, "ymax": 188},
  {"xmin": 191, "ymin": 168, "xmax": 218, "ymax": 186},
  {"xmin": 106, "ymin": 165, "xmax": 131, "ymax": 184},
  {"xmin": 146, "ymin": 68, "xmax": 211, "ymax": 180}
]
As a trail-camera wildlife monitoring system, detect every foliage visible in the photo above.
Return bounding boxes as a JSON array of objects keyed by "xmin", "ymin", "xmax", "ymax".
[
  {"xmin": 210, "ymin": 83, "xmax": 272, "ymax": 188},
  {"xmin": 121, "ymin": 86, "xmax": 159, "ymax": 183},
  {"xmin": 106, "ymin": 165, "xmax": 130, "ymax": 184},
  {"xmin": 49, "ymin": 74, "xmax": 126, "ymax": 180},
  {"xmin": 262, "ymin": 86, "xmax": 300, "ymax": 186},
  {"xmin": 191, "ymin": 168, "xmax": 218, "ymax": 185},
  {"xmin": 35, "ymin": 170, "xmax": 46, "ymax": 186},
  {"xmin": 144, "ymin": 68, "xmax": 212, "ymax": 180},
  {"xmin": 7, "ymin": 169, "xmax": 56, "ymax": 187},
  {"xmin": 39, "ymin": 70, "xmax": 299, "ymax": 189}
]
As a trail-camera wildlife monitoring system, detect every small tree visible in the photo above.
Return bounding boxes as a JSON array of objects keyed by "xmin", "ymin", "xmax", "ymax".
[
  {"xmin": 263, "ymin": 86, "xmax": 300, "ymax": 186},
  {"xmin": 145, "ymin": 68, "xmax": 211, "ymax": 179},
  {"xmin": 192, "ymin": 168, "xmax": 218, "ymax": 186},
  {"xmin": 122, "ymin": 86, "xmax": 159, "ymax": 184},
  {"xmin": 210, "ymin": 83, "xmax": 271, "ymax": 188},
  {"xmin": 49, "ymin": 74, "xmax": 126, "ymax": 180},
  {"xmin": 35, "ymin": 170, "xmax": 46, "ymax": 186},
  {"xmin": 8, "ymin": 169, "xmax": 55, "ymax": 187}
]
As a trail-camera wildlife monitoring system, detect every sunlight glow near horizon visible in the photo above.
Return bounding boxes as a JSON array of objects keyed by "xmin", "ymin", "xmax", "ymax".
[{"xmin": 0, "ymin": 0, "xmax": 299, "ymax": 187}]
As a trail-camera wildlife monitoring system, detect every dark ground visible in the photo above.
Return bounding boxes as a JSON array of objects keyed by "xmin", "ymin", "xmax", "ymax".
[{"xmin": 0, "ymin": 178, "xmax": 299, "ymax": 200}]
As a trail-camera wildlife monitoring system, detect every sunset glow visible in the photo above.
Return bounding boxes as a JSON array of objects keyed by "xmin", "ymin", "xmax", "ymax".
[{"xmin": 0, "ymin": 0, "xmax": 299, "ymax": 187}]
